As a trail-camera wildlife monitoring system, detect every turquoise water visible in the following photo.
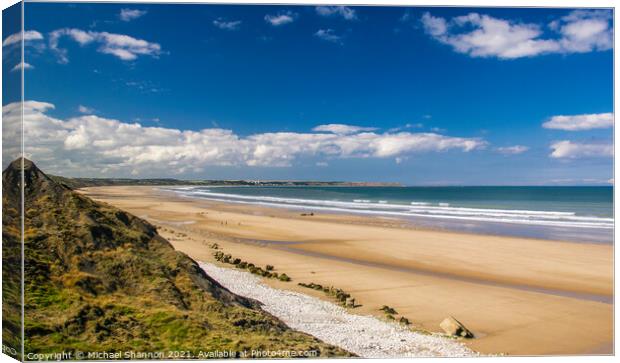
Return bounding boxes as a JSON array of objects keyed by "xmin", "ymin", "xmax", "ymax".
[{"xmin": 165, "ymin": 186, "xmax": 614, "ymax": 243}]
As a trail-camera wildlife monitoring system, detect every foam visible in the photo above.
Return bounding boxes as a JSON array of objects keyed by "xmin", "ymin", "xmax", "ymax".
[{"xmin": 164, "ymin": 188, "xmax": 613, "ymax": 230}]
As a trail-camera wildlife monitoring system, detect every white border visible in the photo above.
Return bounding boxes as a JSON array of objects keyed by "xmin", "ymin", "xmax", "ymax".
[{"xmin": 0, "ymin": 1, "xmax": 616, "ymax": 363}]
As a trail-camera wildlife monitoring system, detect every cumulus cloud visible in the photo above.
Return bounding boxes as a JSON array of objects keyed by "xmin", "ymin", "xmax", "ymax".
[
  {"xmin": 49, "ymin": 28, "xmax": 162, "ymax": 63},
  {"xmin": 213, "ymin": 18, "xmax": 242, "ymax": 31},
  {"xmin": 11, "ymin": 62, "xmax": 34, "ymax": 72},
  {"xmin": 2, "ymin": 30, "xmax": 44, "ymax": 47},
  {"xmin": 315, "ymin": 6, "xmax": 357, "ymax": 21},
  {"xmin": 314, "ymin": 29, "xmax": 343, "ymax": 44},
  {"xmin": 265, "ymin": 11, "xmax": 297, "ymax": 26},
  {"xmin": 543, "ymin": 112, "xmax": 613, "ymax": 131},
  {"xmin": 421, "ymin": 10, "xmax": 612, "ymax": 59},
  {"xmin": 313, "ymin": 124, "xmax": 377, "ymax": 134},
  {"xmin": 3, "ymin": 100, "xmax": 487, "ymax": 177},
  {"xmin": 496, "ymin": 145, "xmax": 529, "ymax": 155},
  {"xmin": 119, "ymin": 8, "xmax": 147, "ymax": 22},
  {"xmin": 549, "ymin": 140, "xmax": 613, "ymax": 159}
]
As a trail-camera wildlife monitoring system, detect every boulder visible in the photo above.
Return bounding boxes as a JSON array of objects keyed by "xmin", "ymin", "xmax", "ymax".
[{"xmin": 439, "ymin": 316, "xmax": 474, "ymax": 338}]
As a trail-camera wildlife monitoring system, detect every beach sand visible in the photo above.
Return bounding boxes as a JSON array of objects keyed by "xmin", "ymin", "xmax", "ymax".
[{"xmin": 80, "ymin": 186, "xmax": 614, "ymax": 356}]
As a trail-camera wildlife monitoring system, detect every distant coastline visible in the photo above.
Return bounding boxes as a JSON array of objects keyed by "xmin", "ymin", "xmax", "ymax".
[{"xmin": 49, "ymin": 175, "xmax": 402, "ymax": 189}]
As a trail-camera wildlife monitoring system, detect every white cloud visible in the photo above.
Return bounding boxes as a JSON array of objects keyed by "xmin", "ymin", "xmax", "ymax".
[
  {"xmin": 119, "ymin": 8, "xmax": 147, "ymax": 22},
  {"xmin": 549, "ymin": 140, "xmax": 613, "ymax": 159},
  {"xmin": 49, "ymin": 28, "xmax": 162, "ymax": 63},
  {"xmin": 315, "ymin": 6, "xmax": 357, "ymax": 21},
  {"xmin": 3, "ymin": 100, "xmax": 487, "ymax": 176},
  {"xmin": 314, "ymin": 29, "xmax": 343, "ymax": 44},
  {"xmin": 421, "ymin": 10, "xmax": 612, "ymax": 59},
  {"xmin": 265, "ymin": 11, "xmax": 297, "ymax": 26},
  {"xmin": 11, "ymin": 62, "xmax": 34, "ymax": 72},
  {"xmin": 555, "ymin": 10, "xmax": 613, "ymax": 53},
  {"xmin": 312, "ymin": 124, "xmax": 377, "ymax": 134},
  {"xmin": 496, "ymin": 145, "xmax": 529, "ymax": 155},
  {"xmin": 213, "ymin": 18, "xmax": 242, "ymax": 31},
  {"xmin": 2, "ymin": 30, "xmax": 44, "ymax": 47},
  {"xmin": 78, "ymin": 105, "xmax": 95, "ymax": 114},
  {"xmin": 543, "ymin": 112, "xmax": 613, "ymax": 131},
  {"xmin": 421, "ymin": 13, "xmax": 448, "ymax": 37}
]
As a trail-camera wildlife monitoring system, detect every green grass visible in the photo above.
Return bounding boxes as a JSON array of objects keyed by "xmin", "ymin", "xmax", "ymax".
[{"xmin": 3, "ymin": 159, "xmax": 352, "ymax": 358}]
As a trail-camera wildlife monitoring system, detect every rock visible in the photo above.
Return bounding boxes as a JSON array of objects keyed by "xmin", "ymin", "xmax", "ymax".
[{"xmin": 439, "ymin": 316, "xmax": 474, "ymax": 338}]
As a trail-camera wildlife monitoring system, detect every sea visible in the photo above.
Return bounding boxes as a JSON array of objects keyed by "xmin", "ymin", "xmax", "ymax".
[{"xmin": 162, "ymin": 186, "xmax": 614, "ymax": 244}]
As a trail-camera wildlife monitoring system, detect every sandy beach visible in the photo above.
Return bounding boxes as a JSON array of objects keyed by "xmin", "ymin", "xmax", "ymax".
[{"xmin": 80, "ymin": 185, "xmax": 614, "ymax": 356}]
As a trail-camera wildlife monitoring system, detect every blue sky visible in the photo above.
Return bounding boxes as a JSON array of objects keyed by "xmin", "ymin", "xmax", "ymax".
[{"xmin": 2, "ymin": 3, "xmax": 614, "ymax": 185}]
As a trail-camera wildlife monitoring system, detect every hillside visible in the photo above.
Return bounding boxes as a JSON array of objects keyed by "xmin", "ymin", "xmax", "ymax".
[{"xmin": 3, "ymin": 159, "xmax": 349, "ymax": 358}]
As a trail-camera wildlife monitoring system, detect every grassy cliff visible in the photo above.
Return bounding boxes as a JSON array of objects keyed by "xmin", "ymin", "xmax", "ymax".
[{"xmin": 3, "ymin": 159, "xmax": 349, "ymax": 358}]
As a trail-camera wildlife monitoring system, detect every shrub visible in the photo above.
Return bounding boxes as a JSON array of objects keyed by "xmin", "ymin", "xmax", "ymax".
[
  {"xmin": 278, "ymin": 274, "xmax": 291, "ymax": 282},
  {"xmin": 265, "ymin": 265, "xmax": 274, "ymax": 271}
]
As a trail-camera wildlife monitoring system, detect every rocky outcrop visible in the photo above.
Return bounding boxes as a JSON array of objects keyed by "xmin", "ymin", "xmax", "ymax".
[
  {"xmin": 440, "ymin": 316, "xmax": 474, "ymax": 338},
  {"xmin": 4, "ymin": 158, "xmax": 350, "ymax": 356}
]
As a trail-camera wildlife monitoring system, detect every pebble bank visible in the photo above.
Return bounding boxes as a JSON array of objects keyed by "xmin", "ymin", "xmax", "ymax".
[{"xmin": 199, "ymin": 262, "xmax": 477, "ymax": 358}]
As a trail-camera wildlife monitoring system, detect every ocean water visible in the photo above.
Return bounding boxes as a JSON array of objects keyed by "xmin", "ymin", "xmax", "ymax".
[{"xmin": 163, "ymin": 186, "xmax": 614, "ymax": 243}]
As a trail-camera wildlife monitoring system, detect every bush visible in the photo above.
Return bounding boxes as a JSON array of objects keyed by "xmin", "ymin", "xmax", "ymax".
[
  {"xmin": 232, "ymin": 258, "xmax": 241, "ymax": 265},
  {"xmin": 265, "ymin": 265, "xmax": 274, "ymax": 271},
  {"xmin": 278, "ymin": 273, "xmax": 291, "ymax": 282}
]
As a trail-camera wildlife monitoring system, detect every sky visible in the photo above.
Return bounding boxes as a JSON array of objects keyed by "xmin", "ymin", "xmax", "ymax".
[{"xmin": 1, "ymin": 3, "xmax": 614, "ymax": 185}]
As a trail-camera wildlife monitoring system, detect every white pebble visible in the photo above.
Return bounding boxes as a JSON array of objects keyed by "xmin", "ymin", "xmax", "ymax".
[{"xmin": 199, "ymin": 262, "xmax": 477, "ymax": 358}]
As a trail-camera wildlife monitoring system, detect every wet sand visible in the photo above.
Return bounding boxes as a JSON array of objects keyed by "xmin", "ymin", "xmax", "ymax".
[{"xmin": 80, "ymin": 186, "xmax": 614, "ymax": 356}]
